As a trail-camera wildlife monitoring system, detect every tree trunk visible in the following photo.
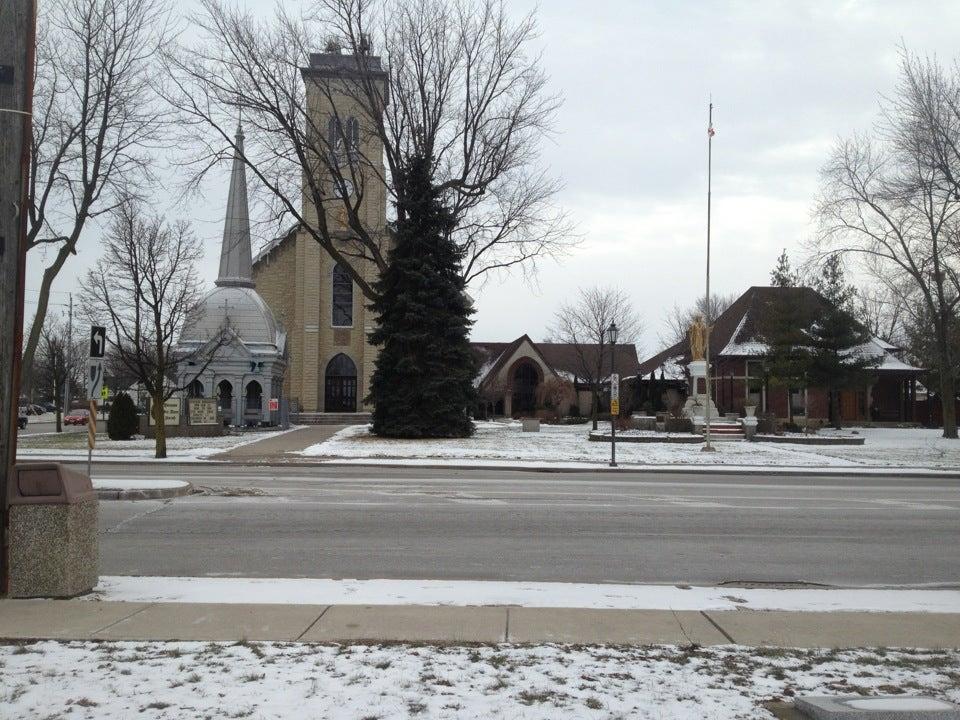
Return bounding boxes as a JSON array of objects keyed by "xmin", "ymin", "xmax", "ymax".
[
  {"xmin": 151, "ymin": 394, "xmax": 167, "ymax": 459},
  {"xmin": 939, "ymin": 368, "xmax": 957, "ymax": 439},
  {"xmin": 590, "ymin": 386, "xmax": 598, "ymax": 430},
  {"xmin": 20, "ymin": 244, "xmax": 74, "ymax": 397},
  {"xmin": 830, "ymin": 389, "xmax": 841, "ymax": 431}
]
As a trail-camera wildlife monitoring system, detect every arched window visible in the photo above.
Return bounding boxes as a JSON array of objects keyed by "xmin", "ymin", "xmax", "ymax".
[
  {"xmin": 346, "ymin": 116, "xmax": 359, "ymax": 159},
  {"xmin": 217, "ymin": 380, "xmax": 233, "ymax": 411},
  {"xmin": 327, "ymin": 116, "xmax": 343, "ymax": 163},
  {"xmin": 245, "ymin": 380, "xmax": 262, "ymax": 411},
  {"xmin": 187, "ymin": 379, "xmax": 204, "ymax": 398},
  {"xmin": 332, "ymin": 263, "xmax": 353, "ymax": 327},
  {"xmin": 324, "ymin": 353, "xmax": 357, "ymax": 412},
  {"xmin": 512, "ymin": 361, "xmax": 540, "ymax": 415}
]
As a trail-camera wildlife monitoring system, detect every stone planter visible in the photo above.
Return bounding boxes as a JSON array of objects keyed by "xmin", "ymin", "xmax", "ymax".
[
  {"xmin": 744, "ymin": 405, "xmax": 757, "ymax": 418},
  {"xmin": 521, "ymin": 418, "xmax": 541, "ymax": 432}
]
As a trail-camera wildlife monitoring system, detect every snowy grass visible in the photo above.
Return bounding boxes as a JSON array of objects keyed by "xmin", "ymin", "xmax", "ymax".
[
  {"xmin": 1, "ymin": 640, "xmax": 957, "ymax": 719},
  {"xmin": 300, "ymin": 422, "xmax": 960, "ymax": 470}
]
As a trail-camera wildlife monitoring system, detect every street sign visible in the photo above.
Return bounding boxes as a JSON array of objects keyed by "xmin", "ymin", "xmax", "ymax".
[
  {"xmin": 610, "ymin": 373, "xmax": 619, "ymax": 401},
  {"xmin": 269, "ymin": 398, "xmax": 279, "ymax": 412},
  {"xmin": 87, "ymin": 360, "xmax": 104, "ymax": 401},
  {"xmin": 100, "ymin": 385, "xmax": 109, "ymax": 401},
  {"xmin": 611, "ymin": 399, "xmax": 620, "ymax": 416},
  {"xmin": 89, "ymin": 325, "xmax": 106, "ymax": 358}
]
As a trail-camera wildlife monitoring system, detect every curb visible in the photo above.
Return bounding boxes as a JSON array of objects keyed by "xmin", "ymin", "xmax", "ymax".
[
  {"xmin": 24, "ymin": 456, "xmax": 960, "ymax": 480},
  {"xmin": 95, "ymin": 482, "xmax": 193, "ymax": 501}
]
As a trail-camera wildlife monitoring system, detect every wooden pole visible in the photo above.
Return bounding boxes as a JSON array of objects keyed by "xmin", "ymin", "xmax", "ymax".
[{"xmin": 0, "ymin": 0, "xmax": 38, "ymax": 595}]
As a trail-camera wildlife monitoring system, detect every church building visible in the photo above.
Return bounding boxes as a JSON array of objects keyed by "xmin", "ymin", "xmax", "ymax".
[
  {"xmin": 175, "ymin": 125, "xmax": 287, "ymax": 426},
  {"xmin": 252, "ymin": 50, "xmax": 389, "ymax": 420}
]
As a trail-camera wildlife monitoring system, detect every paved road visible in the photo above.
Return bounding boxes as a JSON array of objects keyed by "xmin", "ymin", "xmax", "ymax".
[{"xmin": 80, "ymin": 463, "xmax": 960, "ymax": 587}]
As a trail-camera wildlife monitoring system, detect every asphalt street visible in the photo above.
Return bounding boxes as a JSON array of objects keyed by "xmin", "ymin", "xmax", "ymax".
[{"xmin": 81, "ymin": 463, "xmax": 960, "ymax": 587}]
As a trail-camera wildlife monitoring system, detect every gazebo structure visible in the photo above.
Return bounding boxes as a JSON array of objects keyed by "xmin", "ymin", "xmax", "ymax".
[{"xmin": 176, "ymin": 124, "xmax": 287, "ymax": 426}]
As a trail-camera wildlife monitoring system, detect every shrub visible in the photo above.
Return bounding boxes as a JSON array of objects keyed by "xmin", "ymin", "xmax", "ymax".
[
  {"xmin": 665, "ymin": 416, "xmax": 693, "ymax": 433},
  {"xmin": 107, "ymin": 392, "xmax": 139, "ymax": 440},
  {"xmin": 568, "ymin": 404, "xmax": 581, "ymax": 418},
  {"xmin": 757, "ymin": 411, "xmax": 778, "ymax": 435}
]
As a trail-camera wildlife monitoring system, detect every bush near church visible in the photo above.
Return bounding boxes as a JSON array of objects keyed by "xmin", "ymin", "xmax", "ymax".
[{"xmin": 107, "ymin": 392, "xmax": 138, "ymax": 440}]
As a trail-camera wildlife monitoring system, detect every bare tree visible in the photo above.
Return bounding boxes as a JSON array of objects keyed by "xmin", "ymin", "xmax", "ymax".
[
  {"xmin": 813, "ymin": 51, "xmax": 960, "ymax": 438},
  {"xmin": 80, "ymin": 199, "xmax": 220, "ymax": 458},
  {"xmin": 35, "ymin": 316, "xmax": 85, "ymax": 432},
  {"xmin": 22, "ymin": 0, "xmax": 173, "ymax": 397},
  {"xmin": 548, "ymin": 287, "xmax": 642, "ymax": 430},
  {"xmin": 660, "ymin": 292, "xmax": 737, "ymax": 348},
  {"xmin": 163, "ymin": 0, "xmax": 574, "ymax": 300}
]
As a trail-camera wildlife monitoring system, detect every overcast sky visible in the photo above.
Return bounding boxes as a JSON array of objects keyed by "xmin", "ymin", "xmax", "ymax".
[{"xmin": 25, "ymin": 0, "xmax": 960, "ymax": 357}]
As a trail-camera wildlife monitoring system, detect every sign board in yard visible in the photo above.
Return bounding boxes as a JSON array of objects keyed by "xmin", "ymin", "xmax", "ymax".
[
  {"xmin": 188, "ymin": 398, "xmax": 218, "ymax": 426},
  {"xmin": 269, "ymin": 398, "xmax": 279, "ymax": 412},
  {"xmin": 147, "ymin": 398, "xmax": 181, "ymax": 426}
]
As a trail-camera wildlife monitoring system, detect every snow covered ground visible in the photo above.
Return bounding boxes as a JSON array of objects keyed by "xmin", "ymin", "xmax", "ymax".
[
  {"xmin": 300, "ymin": 422, "xmax": 960, "ymax": 470},
  {"xmin": 2, "ymin": 640, "xmax": 957, "ymax": 719},
  {"xmin": 16, "ymin": 426, "xmax": 301, "ymax": 462},
  {"xmin": 92, "ymin": 576, "xmax": 960, "ymax": 613}
]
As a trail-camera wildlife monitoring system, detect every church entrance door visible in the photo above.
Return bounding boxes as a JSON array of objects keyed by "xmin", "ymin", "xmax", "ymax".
[{"xmin": 325, "ymin": 353, "xmax": 357, "ymax": 412}]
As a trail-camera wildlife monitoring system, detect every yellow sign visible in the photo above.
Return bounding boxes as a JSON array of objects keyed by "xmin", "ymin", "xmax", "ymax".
[
  {"xmin": 101, "ymin": 385, "xmax": 109, "ymax": 400},
  {"xmin": 611, "ymin": 399, "xmax": 620, "ymax": 416}
]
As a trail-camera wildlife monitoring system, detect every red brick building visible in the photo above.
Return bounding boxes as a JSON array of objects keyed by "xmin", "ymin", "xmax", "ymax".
[{"xmin": 638, "ymin": 287, "xmax": 924, "ymax": 425}]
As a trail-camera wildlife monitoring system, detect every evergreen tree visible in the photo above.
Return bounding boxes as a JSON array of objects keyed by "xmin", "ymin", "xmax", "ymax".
[
  {"xmin": 806, "ymin": 302, "xmax": 877, "ymax": 430},
  {"xmin": 812, "ymin": 254, "xmax": 856, "ymax": 311},
  {"xmin": 107, "ymin": 391, "xmax": 139, "ymax": 440},
  {"xmin": 367, "ymin": 156, "xmax": 477, "ymax": 438},
  {"xmin": 758, "ymin": 291, "xmax": 815, "ymax": 396},
  {"xmin": 770, "ymin": 249, "xmax": 800, "ymax": 287}
]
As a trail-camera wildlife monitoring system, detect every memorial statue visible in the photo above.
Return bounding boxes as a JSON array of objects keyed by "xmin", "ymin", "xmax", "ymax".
[{"xmin": 688, "ymin": 315, "xmax": 709, "ymax": 361}]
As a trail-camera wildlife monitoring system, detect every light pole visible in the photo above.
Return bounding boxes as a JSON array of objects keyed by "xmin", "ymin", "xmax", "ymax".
[{"xmin": 607, "ymin": 321, "xmax": 619, "ymax": 468}]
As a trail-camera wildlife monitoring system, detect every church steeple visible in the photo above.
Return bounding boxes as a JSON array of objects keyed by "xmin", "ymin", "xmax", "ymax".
[{"xmin": 216, "ymin": 123, "xmax": 255, "ymax": 288}]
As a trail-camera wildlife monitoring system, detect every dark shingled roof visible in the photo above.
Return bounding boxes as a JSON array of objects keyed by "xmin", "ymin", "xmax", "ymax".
[
  {"xmin": 471, "ymin": 337, "xmax": 640, "ymax": 386},
  {"xmin": 637, "ymin": 285, "xmax": 922, "ymax": 377},
  {"xmin": 638, "ymin": 286, "xmax": 832, "ymax": 376}
]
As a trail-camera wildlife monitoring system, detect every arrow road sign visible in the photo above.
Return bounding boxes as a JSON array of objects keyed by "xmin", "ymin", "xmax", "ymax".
[
  {"xmin": 87, "ymin": 360, "xmax": 104, "ymax": 401},
  {"xmin": 89, "ymin": 325, "xmax": 106, "ymax": 358}
]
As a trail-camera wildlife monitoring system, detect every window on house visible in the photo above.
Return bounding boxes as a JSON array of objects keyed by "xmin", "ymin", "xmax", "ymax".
[
  {"xmin": 789, "ymin": 388, "xmax": 806, "ymax": 418},
  {"xmin": 746, "ymin": 360, "xmax": 764, "ymax": 411},
  {"xmin": 332, "ymin": 263, "xmax": 353, "ymax": 327}
]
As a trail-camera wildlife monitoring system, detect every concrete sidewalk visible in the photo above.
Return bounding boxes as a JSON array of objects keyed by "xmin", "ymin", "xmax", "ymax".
[
  {"xmin": 210, "ymin": 425, "xmax": 346, "ymax": 460},
  {"xmin": 1, "ymin": 600, "xmax": 958, "ymax": 648}
]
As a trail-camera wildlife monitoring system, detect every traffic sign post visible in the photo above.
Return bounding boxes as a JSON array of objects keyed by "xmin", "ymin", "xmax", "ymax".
[
  {"xmin": 85, "ymin": 326, "xmax": 106, "ymax": 479},
  {"xmin": 89, "ymin": 325, "xmax": 106, "ymax": 359},
  {"xmin": 610, "ymin": 372, "xmax": 619, "ymax": 468}
]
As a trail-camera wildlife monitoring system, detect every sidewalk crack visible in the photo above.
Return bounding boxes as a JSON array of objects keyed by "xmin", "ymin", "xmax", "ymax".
[
  {"xmin": 700, "ymin": 611, "xmax": 736, "ymax": 644},
  {"xmin": 90, "ymin": 602, "xmax": 157, "ymax": 636},
  {"xmin": 296, "ymin": 606, "xmax": 331, "ymax": 642},
  {"xmin": 671, "ymin": 609, "xmax": 694, "ymax": 646}
]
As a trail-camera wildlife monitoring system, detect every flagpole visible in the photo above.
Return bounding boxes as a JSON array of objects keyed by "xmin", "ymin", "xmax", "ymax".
[{"xmin": 703, "ymin": 100, "xmax": 715, "ymax": 453}]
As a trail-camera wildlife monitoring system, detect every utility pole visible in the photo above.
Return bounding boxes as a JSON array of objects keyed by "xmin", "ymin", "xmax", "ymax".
[{"xmin": 0, "ymin": 0, "xmax": 38, "ymax": 596}]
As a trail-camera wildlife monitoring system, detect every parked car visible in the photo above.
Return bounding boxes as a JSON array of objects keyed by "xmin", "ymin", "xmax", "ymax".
[
  {"xmin": 41, "ymin": 402, "xmax": 57, "ymax": 413},
  {"xmin": 18, "ymin": 410, "xmax": 27, "ymax": 430},
  {"xmin": 64, "ymin": 409, "xmax": 90, "ymax": 425}
]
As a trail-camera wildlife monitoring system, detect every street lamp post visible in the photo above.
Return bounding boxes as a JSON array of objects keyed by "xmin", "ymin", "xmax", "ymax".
[{"xmin": 607, "ymin": 321, "xmax": 619, "ymax": 468}]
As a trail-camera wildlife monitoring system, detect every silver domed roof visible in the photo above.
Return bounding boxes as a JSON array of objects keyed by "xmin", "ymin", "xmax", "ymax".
[{"xmin": 181, "ymin": 285, "xmax": 281, "ymax": 347}]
